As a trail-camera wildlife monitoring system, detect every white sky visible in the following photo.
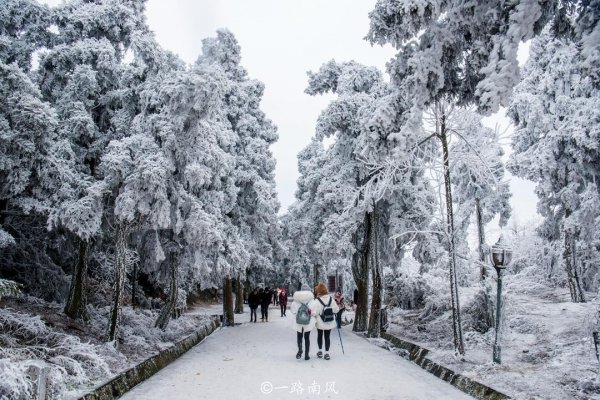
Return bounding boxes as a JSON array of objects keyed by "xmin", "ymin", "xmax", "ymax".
[{"xmin": 39, "ymin": 0, "xmax": 539, "ymax": 229}]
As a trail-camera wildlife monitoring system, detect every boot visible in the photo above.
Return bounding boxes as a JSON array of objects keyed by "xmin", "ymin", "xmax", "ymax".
[
  {"xmin": 317, "ymin": 350, "xmax": 323, "ymax": 358},
  {"xmin": 296, "ymin": 350, "xmax": 302, "ymax": 359}
]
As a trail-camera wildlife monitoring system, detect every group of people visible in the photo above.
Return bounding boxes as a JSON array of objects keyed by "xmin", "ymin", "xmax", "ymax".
[
  {"xmin": 290, "ymin": 283, "xmax": 346, "ymax": 361},
  {"xmin": 247, "ymin": 282, "xmax": 349, "ymax": 361},
  {"xmin": 247, "ymin": 286, "xmax": 288, "ymax": 322}
]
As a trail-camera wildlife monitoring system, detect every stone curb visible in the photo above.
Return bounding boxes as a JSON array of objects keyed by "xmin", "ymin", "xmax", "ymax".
[
  {"xmin": 78, "ymin": 316, "xmax": 221, "ymax": 400},
  {"xmin": 379, "ymin": 332, "xmax": 511, "ymax": 400}
]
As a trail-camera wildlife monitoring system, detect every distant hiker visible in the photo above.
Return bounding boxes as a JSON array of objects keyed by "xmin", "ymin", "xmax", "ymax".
[
  {"xmin": 248, "ymin": 287, "xmax": 260, "ymax": 323},
  {"xmin": 313, "ymin": 283, "xmax": 339, "ymax": 360},
  {"xmin": 272, "ymin": 288, "xmax": 278, "ymax": 305},
  {"xmin": 279, "ymin": 288, "xmax": 288, "ymax": 316},
  {"xmin": 261, "ymin": 286, "xmax": 272, "ymax": 322},
  {"xmin": 334, "ymin": 291, "xmax": 346, "ymax": 328},
  {"xmin": 291, "ymin": 284, "xmax": 316, "ymax": 360}
]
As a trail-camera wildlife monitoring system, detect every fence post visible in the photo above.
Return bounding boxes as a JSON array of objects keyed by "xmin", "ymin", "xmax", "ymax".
[{"xmin": 27, "ymin": 361, "xmax": 49, "ymax": 400}]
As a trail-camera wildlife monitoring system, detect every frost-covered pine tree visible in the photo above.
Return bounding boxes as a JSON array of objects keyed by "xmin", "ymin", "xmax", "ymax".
[
  {"xmin": 36, "ymin": 0, "xmax": 150, "ymax": 321},
  {"xmin": 509, "ymin": 28, "xmax": 599, "ymax": 301},
  {"xmin": 363, "ymin": 0, "xmax": 589, "ymax": 355},
  {"xmin": 294, "ymin": 60, "xmax": 433, "ymax": 337},
  {"xmin": 0, "ymin": 0, "xmax": 80, "ymax": 300},
  {"xmin": 197, "ymin": 30, "xmax": 280, "ymax": 320},
  {"xmin": 366, "ymin": 0, "xmax": 598, "ymax": 114},
  {"xmin": 300, "ymin": 60, "xmax": 386, "ymax": 333}
]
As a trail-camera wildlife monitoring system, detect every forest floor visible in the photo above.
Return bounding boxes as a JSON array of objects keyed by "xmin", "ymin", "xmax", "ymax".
[
  {"xmin": 120, "ymin": 303, "xmax": 472, "ymax": 400},
  {"xmin": 0, "ymin": 296, "xmax": 216, "ymax": 398},
  {"xmin": 387, "ymin": 285, "xmax": 600, "ymax": 400}
]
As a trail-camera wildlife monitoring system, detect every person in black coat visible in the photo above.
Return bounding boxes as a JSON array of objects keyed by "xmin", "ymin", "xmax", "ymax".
[
  {"xmin": 261, "ymin": 286, "xmax": 272, "ymax": 322},
  {"xmin": 248, "ymin": 288, "xmax": 260, "ymax": 322}
]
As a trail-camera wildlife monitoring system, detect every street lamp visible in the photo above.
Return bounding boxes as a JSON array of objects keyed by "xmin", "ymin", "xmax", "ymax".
[{"xmin": 490, "ymin": 234, "xmax": 512, "ymax": 364}]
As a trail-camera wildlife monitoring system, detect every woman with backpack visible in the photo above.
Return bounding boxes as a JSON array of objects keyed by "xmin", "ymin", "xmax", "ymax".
[
  {"xmin": 312, "ymin": 283, "xmax": 340, "ymax": 360},
  {"xmin": 290, "ymin": 284, "xmax": 316, "ymax": 360}
]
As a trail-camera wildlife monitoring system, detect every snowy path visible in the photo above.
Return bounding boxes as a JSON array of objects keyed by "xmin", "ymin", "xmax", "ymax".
[{"xmin": 121, "ymin": 305, "xmax": 472, "ymax": 400}]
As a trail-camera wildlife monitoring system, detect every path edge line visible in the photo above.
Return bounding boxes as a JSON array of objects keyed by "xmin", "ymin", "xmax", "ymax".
[
  {"xmin": 377, "ymin": 332, "xmax": 511, "ymax": 400},
  {"xmin": 78, "ymin": 316, "xmax": 221, "ymax": 400}
]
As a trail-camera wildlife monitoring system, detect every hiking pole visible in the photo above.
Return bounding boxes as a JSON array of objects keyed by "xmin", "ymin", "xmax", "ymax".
[{"xmin": 336, "ymin": 324, "xmax": 345, "ymax": 354}]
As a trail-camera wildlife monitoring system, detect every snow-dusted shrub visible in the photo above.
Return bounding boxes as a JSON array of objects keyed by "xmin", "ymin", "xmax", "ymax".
[
  {"xmin": 0, "ymin": 359, "xmax": 33, "ymax": 400},
  {"xmin": 0, "ymin": 308, "xmax": 112, "ymax": 397},
  {"xmin": 88, "ymin": 305, "xmax": 209, "ymax": 354},
  {"xmin": 463, "ymin": 289, "xmax": 493, "ymax": 333},
  {"xmin": 0, "ymin": 279, "xmax": 21, "ymax": 300},
  {"xmin": 418, "ymin": 271, "xmax": 451, "ymax": 320},
  {"xmin": 386, "ymin": 273, "xmax": 430, "ymax": 309}
]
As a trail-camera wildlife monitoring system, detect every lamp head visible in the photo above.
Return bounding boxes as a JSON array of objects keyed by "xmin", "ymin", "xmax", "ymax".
[{"xmin": 490, "ymin": 234, "xmax": 512, "ymax": 269}]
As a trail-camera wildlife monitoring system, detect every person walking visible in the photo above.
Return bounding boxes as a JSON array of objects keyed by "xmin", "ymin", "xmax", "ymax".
[
  {"xmin": 248, "ymin": 287, "xmax": 260, "ymax": 323},
  {"xmin": 290, "ymin": 284, "xmax": 316, "ymax": 360},
  {"xmin": 279, "ymin": 288, "xmax": 288, "ymax": 316},
  {"xmin": 334, "ymin": 291, "xmax": 346, "ymax": 328},
  {"xmin": 261, "ymin": 286, "xmax": 272, "ymax": 322},
  {"xmin": 312, "ymin": 283, "xmax": 339, "ymax": 360}
]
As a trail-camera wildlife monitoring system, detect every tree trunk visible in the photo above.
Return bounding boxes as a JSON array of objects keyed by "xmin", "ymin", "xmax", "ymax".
[
  {"xmin": 352, "ymin": 211, "xmax": 370, "ymax": 332},
  {"xmin": 64, "ymin": 239, "xmax": 90, "ymax": 321},
  {"xmin": 367, "ymin": 204, "xmax": 382, "ymax": 338},
  {"xmin": 131, "ymin": 259, "xmax": 138, "ymax": 309},
  {"xmin": 593, "ymin": 331, "xmax": 600, "ymax": 365},
  {"xmin": 234, "ymin": 275, "xmax": 244, "ymax": 314},
  {"xmin": 223, "ymin": 276, "xmax": 235, "ymax": 326},
  {"xmin": 155, "ymin": 247, "xmax": 179, "ymax": 330},
  {"xmin": 313, "ymin": 264, "xmax": 320, "ymax": 297},
  {"xmin": 476, "ymin": 198, "xmax": 494, "ymax": 331},
  {"xmin": 564, "ymin": 223, "xmax": 585, "ymax": 303},
  {"xmin": 107, "ymin": 222, "xmax": 128, "ymax": 343},
  {"xmin": 439, "ymin": 108, "xmax": 465, "ymax": 356}
]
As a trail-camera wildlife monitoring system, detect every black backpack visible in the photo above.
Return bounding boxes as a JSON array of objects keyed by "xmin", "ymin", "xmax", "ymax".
[{"xmin": 318, "ymin": 297, "xmax": 334, "ymax": 323}]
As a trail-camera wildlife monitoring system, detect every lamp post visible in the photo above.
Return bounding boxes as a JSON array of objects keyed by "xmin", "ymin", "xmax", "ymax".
[{"xmin": 490, "ymin": 235, "xmax": 512, "ymax": 364}]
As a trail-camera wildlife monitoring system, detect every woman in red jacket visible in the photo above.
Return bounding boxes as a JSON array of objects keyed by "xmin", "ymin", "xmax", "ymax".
[{"xmin": 279, "ymin": 288, "xmax": 288, "ymax": 316}]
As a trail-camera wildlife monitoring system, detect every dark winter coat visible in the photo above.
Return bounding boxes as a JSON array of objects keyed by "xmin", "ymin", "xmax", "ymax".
[
  {"xmin": 261, "ymin": 289, "xmax": 272, "ymax": 306},
  {"xmin": 248, "ymin": 292, "xmax": 260, "ymax": 309}
]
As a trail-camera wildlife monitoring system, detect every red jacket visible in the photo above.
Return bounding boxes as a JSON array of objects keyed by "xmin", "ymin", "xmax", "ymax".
[{"xmin": 279, "ymin": 291, "xmax": 288, "ymax": 305}]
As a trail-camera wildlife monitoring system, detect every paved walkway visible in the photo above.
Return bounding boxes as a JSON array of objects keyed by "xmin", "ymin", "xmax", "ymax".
[{"xmin": 121, "ymin": 304, "xmax": 472, "ymax": 400}]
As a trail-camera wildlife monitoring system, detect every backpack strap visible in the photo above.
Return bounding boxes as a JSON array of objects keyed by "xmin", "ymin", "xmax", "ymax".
[{"xmin": 317, "ymin": 297, "xmax": 332, "ymax": 307}]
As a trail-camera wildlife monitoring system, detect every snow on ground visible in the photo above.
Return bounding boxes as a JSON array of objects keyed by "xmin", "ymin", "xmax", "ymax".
[
  {"xmin": 121, "ymin": 304, "xmax": 473, "ymax": 400},
  {"xmin": 387, "ymin": 286, "xmax": 600, "ymax": 400},
  {"xmin": 0, "ymin": 297, "xmax": 214, "ymax": 399}
]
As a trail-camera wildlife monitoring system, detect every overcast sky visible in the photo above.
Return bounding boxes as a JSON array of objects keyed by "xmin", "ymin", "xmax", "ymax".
[{"xmin": 40, "ymin": 0, "xmax": 539, "ymax": 228}]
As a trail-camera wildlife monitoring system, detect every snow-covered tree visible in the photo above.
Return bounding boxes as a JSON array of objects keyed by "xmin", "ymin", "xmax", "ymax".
[
  {"xmin": 363, "ymin": 0, "xmax": 575, "ymax": 354},
  {"xmin": 508, "ymin": 28, "xmax": 599, "ymax": 301},
  {"xmin": 0, "ymin": 0, "xmax": 80, "ymax": 300},
  {"xmin": 366, "ymin": 0, "xmax": 598, "ymax": 114},
  {"xmin": 196, "ymin": 30, "xmax": 280, "ymax": 321},
  {"xmin": 35, "ymin": 0, "xmax": 150, "ymax": 321},
  {"xmin": 290, "ymin": 60, "xmax": 434, "ymax": 338}
]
